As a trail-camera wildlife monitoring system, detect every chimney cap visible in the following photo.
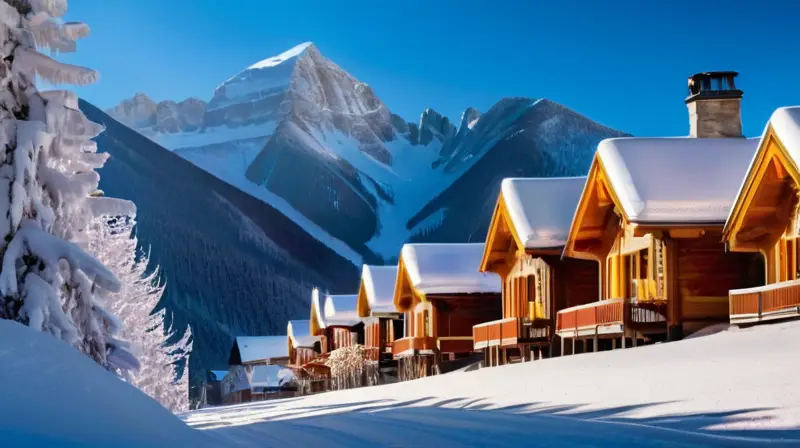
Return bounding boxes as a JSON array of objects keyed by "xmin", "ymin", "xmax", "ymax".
[
  {"xmin": 688, "ymin": 70, "xmax": 739, "ymax": 80},
  {"xmin": 686, "ymin": 71, "xmax": 742, "ymax": 104}
]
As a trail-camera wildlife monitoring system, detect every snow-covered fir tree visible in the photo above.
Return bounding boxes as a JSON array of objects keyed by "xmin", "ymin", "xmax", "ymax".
[
  {"xmin": 0, "ymin": 0, "xmax": 138, "ymax": 374},
  {"xmin": 87, "ymin": 212, "xmax": 192, "ymax": 412}
]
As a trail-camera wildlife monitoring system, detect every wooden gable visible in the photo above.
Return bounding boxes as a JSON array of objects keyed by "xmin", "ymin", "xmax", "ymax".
[
  {"xmin": 356, "ymin": 279, "xmax": 370, "ymax": 318},
  {"xmin": 480, "ymin": 193, "xmax": 524, "ymax": 276},
  {"xmin": 725, "ymin": 125, "xmax": 800, "ymax": 252},
  {"xmin": 393, "ymin": 256, "xmax": 421, "ymax": 313},
  {"xmin": 309, "ymin": 296, "xmax": 324, "ymax": 336},
  {"xmin": 564, "ymin": 155, "xmax": 625, "ymax": 260}
]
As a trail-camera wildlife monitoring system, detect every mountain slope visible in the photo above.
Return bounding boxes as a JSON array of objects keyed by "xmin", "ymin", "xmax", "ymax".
[
  {"xmin": 107, "ymin": 42, "xmax": 628, "ymax": 263},
  {"xmin": 408, "ymin": 99, "xmax": 628, "ymax": 246},
  {"xmin": 83, "ymin": 100, "xmax": 360, "ymax": 382}
]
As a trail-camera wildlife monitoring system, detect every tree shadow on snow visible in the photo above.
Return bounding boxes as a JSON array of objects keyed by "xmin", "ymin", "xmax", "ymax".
[{"xmin": 197, "ymin": 396, "xmax": 800, "ymax": 447}]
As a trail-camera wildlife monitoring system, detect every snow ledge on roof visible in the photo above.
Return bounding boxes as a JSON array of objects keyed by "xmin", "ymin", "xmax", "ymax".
[
  {"xmin": 501, "ymin": 177, "xmax": 586, "ymax": 249},
  {"xmin": 597, "ymin": 137, "xmax": 758, "ymax": 223},
  {"xmin": 401, "ymin": 243, "xmax": 501, "ymax": 295}
]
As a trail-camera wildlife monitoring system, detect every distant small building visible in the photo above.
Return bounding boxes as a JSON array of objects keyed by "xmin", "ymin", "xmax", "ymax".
[
  {"xmin": 287, "ymin": 320, "xmax": 327, "ymax": 394},
  {"xmin": 287, "ymin": 319, "xmax": 320, "ymax": 366},
  {"xmin": 228, "ymin": 336, "xmax": 289, "ymax": 367},
  {"xmin": 357, "ymin": 265, "xmax": 404, "ymax": 368},
  {"xmin": 310, "ymin": 290, "xmax": 363, "ymax": 353},
  {"xmin": 220, "ymin": 365, "xmax": 298, "ymax": 404},
  {"xmin": 392, "ymin": 243, "xmax": 501, "ymax": 380}
]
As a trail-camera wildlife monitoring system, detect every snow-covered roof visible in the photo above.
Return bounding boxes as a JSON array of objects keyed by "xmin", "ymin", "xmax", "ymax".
[
  {"xmin": 770, "ymin": 107, "xmax": 800, "ymax": 163},
  {"xmin": 400, "ymin": 243, "xmax": 501, "ymax": 295},
  {"xmin": 233, "ymin": 336, "xmax": 287, "ymax": 364},
  {"xmin": 501, "ymin": 177, "xmax": 587, "ymax": 249},
  {"xmin": 248, "ymin": 365, "xmax": 295, "ymax": 389},
  {"xmin": 323, "ymin": 294, "xmax": 361, "ymax": 327},
  {"xmin": 287, "ymin": 320, "xmax": 318, "ymax": 348},
  {"xmin": 597, "ymin": 137, "xmax": 759, "ymax": 223},
  {"xmin": 724, "ymin": 106, "xmax": 800, "ymax": 231},
  {"xmin": 361, "ymin": 265, "xmax": 399, "ymax": 314}
]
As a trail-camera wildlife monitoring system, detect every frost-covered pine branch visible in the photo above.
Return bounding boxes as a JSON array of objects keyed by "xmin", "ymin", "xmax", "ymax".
[
  {"xmin": 0, "ymin": 0, "xmax": 137, "ymax": 376},
  {"xmin": 87, "ymin": 213, "xmax": 192, "ymax": 413}
]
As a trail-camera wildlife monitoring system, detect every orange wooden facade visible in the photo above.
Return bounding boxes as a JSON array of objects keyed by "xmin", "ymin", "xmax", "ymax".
[
  {"xmin": 356, "ymin": 266, "xmax": 404, "ymax": 365},
  {"xmin": 725, "ymin": 118, "xmax": 800, "ymax": 324},
  {"xmin": 475, "ymin": 185, "xmax": 599, "ymax": 365},
  {"xmin": 362, "ymin": 318, "xmax": 400, "ymax": 361},
  {"xmin": 559, "ymin": 153, "xmax": 763, "ymax": 349},
  {"xmin": 392, "ymin": 252, "xmax": 501, "ymax": 380},
  {"xmin": 310, "ymin": 294, "xmax": 364, "ymax": 354}
]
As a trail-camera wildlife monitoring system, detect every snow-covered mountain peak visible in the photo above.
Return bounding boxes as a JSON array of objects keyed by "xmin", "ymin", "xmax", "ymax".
[
  {"xmin": 248, "ymin": 42, "xmax": 314, "ymax": 70},
  {"xmin": 106, "ymin": 43, "xmax": 627, "ymax": 266},
  {"xmin": 459, "ymin": 107, "xmax": 481, "ymax": 131}
]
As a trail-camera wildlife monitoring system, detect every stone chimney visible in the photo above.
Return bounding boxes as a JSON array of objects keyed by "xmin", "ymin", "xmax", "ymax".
[{"xmin": 685, "ymin": 71, "xmax": 743, "ymax": 138}]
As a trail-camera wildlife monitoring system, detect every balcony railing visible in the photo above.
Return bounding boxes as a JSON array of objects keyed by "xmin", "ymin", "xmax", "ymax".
[
  {"xmin": 438, "ymin": 337, "xmax": 474, "ymax": 354},
  {"xmin": 555, "ymin": 297, "xmax": 666, "ymax": 337},
  {"xmin": 556, "ymin": 298, "xmax": 625, "ymax": 335},
  {"xmin": 473, "ymin": 317, "xmax": 519, "ymax": 350},
  {"xmin": 391, "ymin": 336, "xmax": 437, "ymax": 358},
  {"xmin": 730, "ymin": 280, "xmax": 800, "ymax": 324}
]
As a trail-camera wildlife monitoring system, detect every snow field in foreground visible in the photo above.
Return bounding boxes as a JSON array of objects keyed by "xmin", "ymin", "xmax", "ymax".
[{"xmin": 183, "ymin": 320, "xmax": 800, "ymax": 446}]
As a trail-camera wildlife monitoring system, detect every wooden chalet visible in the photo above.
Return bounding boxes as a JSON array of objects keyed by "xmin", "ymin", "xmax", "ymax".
[
  {"xmin": 558, "ymin": 74, "xmax": 765, "ymax": 352},
  {"xmin": 356, "ymin": 265, "xmax": 404, "ymax": 366},
  {"xmin": 286, "ymin": 319, "xmax": 328, "ymax": 394},
  {"xmin": 475, "ymin": 177, "xmax": 598, "ymax": 365},
  {"xmin": 310, "ymin": 289, "xmax": 364, "ymax": 353},
  {"xmin": 393, "ymin": 243, "xmax": 501, "ymax": 380},
  {"xmin": 287, "ymin": 319, "xmax": 320, "ymax": 367},
  {"xmin": 227, "ymin": 336, "xmax": 289, "ymax": 367},
  {"xmin": 220, "ymin": 365, "xmax": 298, "ymax": 404},
  {"xmin": 725, "ymin": 106, "xmax": 800, "ymax": 324}
]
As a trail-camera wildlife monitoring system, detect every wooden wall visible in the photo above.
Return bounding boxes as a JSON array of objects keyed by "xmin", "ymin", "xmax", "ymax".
[
  {"xmin": 676, "ymin": 234, "xmax": 763, "ymax": 322},
  {"xmin": 433, "ymin": 295, "xmax": 501, "ymax": 338},
  {"xmin": 546, "ymin": 255, "xmax": 599, "ymax": 312}
]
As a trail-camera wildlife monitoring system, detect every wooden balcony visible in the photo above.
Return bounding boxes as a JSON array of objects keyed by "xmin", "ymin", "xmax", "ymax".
[
  {"xmin": 438, "ymin": 337, "xmax": 474, "ymax": 354},
  {"xmin": 730, "ymin": 280, "xmax": 800, "ymax": 324},
  {"xmin": 473, "ymin": 317, "xmax": 519, "ymax": 349},
  {"xmin": 556, "ymin": 298, "xmax": 666, "ymax": 338},
  {"xmin": 391, "ymin": 336, "xmax": 436, "ymax": 358}
]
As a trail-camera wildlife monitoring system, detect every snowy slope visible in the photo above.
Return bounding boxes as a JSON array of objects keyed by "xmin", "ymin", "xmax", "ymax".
[
  {"xmin": 107, "ymin": 43, "xmax": 626, "ymax": 263},
  {"xmin": 0, "ymin": 320, "xmax": 205, "ymax": 447},
  {"xmin": 83, "ymin": 100, "xmax": 361, "ymax": 390},
  {"xmin": 183, "ymin": 321, "xmax": 800, "ymax": 446}
]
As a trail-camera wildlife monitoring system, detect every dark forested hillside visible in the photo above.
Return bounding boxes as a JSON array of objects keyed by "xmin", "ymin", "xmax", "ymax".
[{"xmin": 81, "ymin": 100, "xmax": 360, "ymax": 384}]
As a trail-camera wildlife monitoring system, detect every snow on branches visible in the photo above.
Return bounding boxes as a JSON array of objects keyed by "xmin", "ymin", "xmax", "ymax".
[
  {"xmin": 87, "ymin": 214, "xmax": 192, "ymax": 412},
  {"xmin": 0, "ymin": 0, "xmax": 140, "ymax": 381}
]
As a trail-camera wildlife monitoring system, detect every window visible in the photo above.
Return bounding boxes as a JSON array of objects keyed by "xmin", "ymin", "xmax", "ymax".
[
  {"xmin": 779, "ymin": 237, "xmax": 800, "ymax": 282},
  {"xmin": 625, "ymin": 249, "xmax": 648, "ymax": 300}
]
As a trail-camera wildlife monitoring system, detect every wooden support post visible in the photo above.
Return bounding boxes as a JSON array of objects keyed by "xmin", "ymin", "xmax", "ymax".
[
  {"xmin": 621, "ymin": 330, "xmax": 626, "ymax": 349},
  {"xmin": 561, "ymin": 337, "xmax": 565, "ymax": 356},
  {"xmin": 593, "ymin": 332, "xmax": 599, "ymax": 353},
  {"xmin": 538, "ymin": 346, "xmax": 543, "ymax": 360},
  {"xmin": 572, "ymin": 338, "xmax": 576, "ymax": 355},
  {"xmin": 633, "ymin": 334, "xmax": 638, "ymax": 348},
  {"xmin": 612, "ymin": 338, "xmax": 617, "ymax": 350}
]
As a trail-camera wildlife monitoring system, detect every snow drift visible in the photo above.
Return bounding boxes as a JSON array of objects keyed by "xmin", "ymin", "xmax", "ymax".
[{"xmin": 0, "ymin": 320, "xmax": 204, "ymax": 447}]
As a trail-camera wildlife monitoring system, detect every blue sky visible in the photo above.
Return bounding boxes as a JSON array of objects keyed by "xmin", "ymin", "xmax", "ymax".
[{"xmin": 59, "ymin": 0, "xmax": 800, "ymax": 137}]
